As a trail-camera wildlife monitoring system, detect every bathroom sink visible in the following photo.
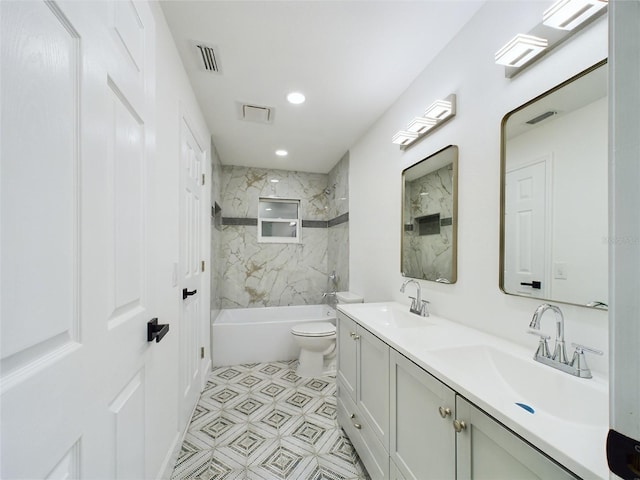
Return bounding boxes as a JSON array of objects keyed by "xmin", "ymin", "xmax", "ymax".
[
  {"xmin": 426, "ymin": 345, "xmax": 608, "ymax": 427},
  {"xmin": 354, "ymin": 304, "xmax": 434, "ymax": 328}
]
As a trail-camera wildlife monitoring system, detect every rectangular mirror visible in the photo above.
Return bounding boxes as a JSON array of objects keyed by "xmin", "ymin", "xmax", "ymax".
[
  {"xmin": 402, "ymin": 145, "xmax": 458, "ymax": 283},
  {"xmin": 500, "ymin": 60, "xmax": 608, "ymax": 309}
]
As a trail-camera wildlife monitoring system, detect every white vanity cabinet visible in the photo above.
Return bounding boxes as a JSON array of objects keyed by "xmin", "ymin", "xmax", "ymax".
[
  {"xmin": 390, "ymin": 350, "xmax": 456, "ymax": 479},
  {"xmin": 337, "ymin": 310, "xmax": 581, "ymax": 480},
  {"xmin": 337, "ymin": 311, "xmax": 390, "ymax": 479},
  {"xmin": 455, "ymin": 397, "xmax": 577, "ymax": 479}
]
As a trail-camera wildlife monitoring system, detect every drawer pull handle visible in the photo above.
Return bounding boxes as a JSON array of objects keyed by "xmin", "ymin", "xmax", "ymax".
[
  {"xmin": 353, "ymin": 422, "xmax": 362, "ymax": 429},
  {"xmin": 350, "ymin": 332, "xmax": 356, "ymax": 338},
  {"xmin": 453, "ymin": 419, "xmax": 467, "ymax": 433},
  {"xmin": 352, "ymin": 335, "xmax": 360, "ymax": 340},
  {"xmin": 438, "ymin": 406, "xmax": 452, "ymax": 418}
]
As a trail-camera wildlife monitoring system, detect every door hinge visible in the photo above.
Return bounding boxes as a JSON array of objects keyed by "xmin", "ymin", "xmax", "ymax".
[
  {"xmin": 200, "ymin": 347, "xmax": 205, "ymax": 359},
  {"xmin": 201, "ymin": 260, "xmax": 205, "ymax": 272},
  {"xmin": 202, "ymin": 174, "xmax": 205, "ymax": 185}
]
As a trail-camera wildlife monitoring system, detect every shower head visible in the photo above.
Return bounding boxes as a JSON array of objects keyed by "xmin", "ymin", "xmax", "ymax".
[{"xmin": 323, "ymin": 183, "xmax": 337, "ymax": 195}]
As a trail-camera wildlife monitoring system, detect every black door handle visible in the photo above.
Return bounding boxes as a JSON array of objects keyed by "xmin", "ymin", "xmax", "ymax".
[
  {"xmin": 147, "ymin": 318, "xmax": 169, "ymax": 343},
  {"xmin": 182, "ymin": 288, "xmax": 197, "ymax": 300},
  {"xmin": 520, "ymin": 281, "xmax": 542, "ymax": 289}
]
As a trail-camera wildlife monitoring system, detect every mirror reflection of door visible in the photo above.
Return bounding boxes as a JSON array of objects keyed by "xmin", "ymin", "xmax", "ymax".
[
  {"xmin": 500, "ymin": 60, "xmax": 608, "ymax": 308},
  {"xmin": 504, "ymin": 157, "xmax": 549, "ymax": 298}
]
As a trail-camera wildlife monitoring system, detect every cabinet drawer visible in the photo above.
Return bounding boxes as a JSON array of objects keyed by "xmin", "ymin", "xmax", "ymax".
[{"xmin": 338, "ymin": 381, "xmax": 389, "ymax": 480}]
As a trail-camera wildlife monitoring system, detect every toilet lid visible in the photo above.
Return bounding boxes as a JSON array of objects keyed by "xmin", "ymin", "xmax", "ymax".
[{"xmin": 291, "ymin": 322, "xmax": 336, "ymax": 337}]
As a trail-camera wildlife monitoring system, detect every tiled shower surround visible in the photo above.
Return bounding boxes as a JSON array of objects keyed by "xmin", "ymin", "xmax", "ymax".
[
  {"xmin": 217, "ymin": 154, "xmax": 349, "ymax": 309},
  {"xmin": 402, "ymin": 163, "xmax": 454, "ymax": 281}
]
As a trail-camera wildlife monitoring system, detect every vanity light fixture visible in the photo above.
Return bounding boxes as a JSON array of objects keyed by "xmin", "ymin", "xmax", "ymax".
[
  {"xmin": 424, "ymin": 98, "xmax": 455, "ymax": 121},
  {"xmin": 392, "ymin": 94, "xmax": 457, "ymax": 149},
  {"xmin": 392, "ymin": 131, "xmax": 420, "ymax": 146},
  {"xmin": 275, "ymin": 149, "xmax": 288, "ymax": 157},
  {"xmin": 495, "ymin": 34, "xmax": 548, "ymax": 68},
  {"xmin": 407, "ymin": 117, "xmax": 437, "ymax": 134},
  {"xmin": 543, "ymin": 0, "xmax": 607, "ymax": 31},
  {"xmin": 498, "ymin": 0, "xmax": 606, "ymax": 78}
]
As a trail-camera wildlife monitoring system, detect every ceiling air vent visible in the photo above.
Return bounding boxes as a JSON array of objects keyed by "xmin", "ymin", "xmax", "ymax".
[
  {"xmin": 526, "ymin": 111, "xmax": 557, "ymax": 125},
  {"xmin": 236, "ymin": 102, "xmax": 275, "ymax": 124},
  {"xmin": 195, "ymin": 43, "xmax": 220, "ymax": 73}
]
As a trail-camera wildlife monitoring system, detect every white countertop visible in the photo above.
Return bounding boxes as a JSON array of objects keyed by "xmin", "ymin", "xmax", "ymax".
[{"xmin": 337, "ymin": 302, "xmax": 609, "ymax": 480}]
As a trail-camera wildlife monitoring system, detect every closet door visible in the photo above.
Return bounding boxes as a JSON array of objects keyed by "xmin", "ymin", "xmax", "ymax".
[{"xmin": 1, "ymin": 1, "xmax": 157, "ymax": 477}]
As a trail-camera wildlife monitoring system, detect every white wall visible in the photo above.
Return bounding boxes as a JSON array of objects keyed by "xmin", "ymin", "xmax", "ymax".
[
  {"xmin": 148, "ymin": 3, "xmax": 211, "ymax": 477},
  {"xmin": 349, "ymin": 2, "xmax": 609, "ymax": 374}
]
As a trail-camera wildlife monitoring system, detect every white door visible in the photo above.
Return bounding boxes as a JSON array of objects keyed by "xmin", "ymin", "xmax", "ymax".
[
  {"xmin": 178, "ymin": 116, "xmax": 204, "ymax": 429},
  {"xmin": 504, "ymin": 160, "xmax": 548, "ymax": 298},
  {"xmin": 1, "ymin": 1, "xmax": 158, "ymax": 478}
]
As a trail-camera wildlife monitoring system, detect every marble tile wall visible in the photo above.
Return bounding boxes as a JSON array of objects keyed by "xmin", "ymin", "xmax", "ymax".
[
  {"xmin": 210, "ymin": 145, "xmax": 223, "ymax": 319},
  {"xmin": 216, "ymin": 157, "xmax": 350, "ymax": 309},
  {"xmin": 402, "ymin": 164, "xmax": 454, "ymax": 281},
  {"xmin": 327, "ymin": 153, "xmax": 349, "ymax": 293}
]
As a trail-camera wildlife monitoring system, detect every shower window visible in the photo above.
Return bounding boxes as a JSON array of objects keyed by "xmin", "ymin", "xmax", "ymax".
[{"xmin": 258, "ymin": 198, "xmax": 301, "ymax": 243}]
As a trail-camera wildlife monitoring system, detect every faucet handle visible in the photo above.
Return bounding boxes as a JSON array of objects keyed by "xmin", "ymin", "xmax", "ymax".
[
  {"xmin": 570, "ymin": 343, "xmax": 603, "ymax": 378},
  {"xmin": 527, "ymin": 330, "xmax": 551, "ymax": 358},
  {"xmin": 570, "ymin": 343, "xmax": 603, "ymax": 356},
  {"xmin": 420, "ymin": 300, "xmax": 430, "ymax": 317},
  {"xmin": 408, "ymin": 296, "xmax": 417, "ymax": 310}
]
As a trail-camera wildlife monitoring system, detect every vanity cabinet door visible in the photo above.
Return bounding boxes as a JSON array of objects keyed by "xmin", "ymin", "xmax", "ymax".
[
  {"xmin": 357, "ymin": 325, "xmax": 390, "ymax": 451},
  {"xmin": 337, "ymin": 312, "xmax": 357, "ymax": 401},
  {"xmin": 455, "ymin": 397, "xmax": 578, "ymax": 479},
  {"xmin": 390, "ymin": 350, "xmax": 456, "ymax": 480}
]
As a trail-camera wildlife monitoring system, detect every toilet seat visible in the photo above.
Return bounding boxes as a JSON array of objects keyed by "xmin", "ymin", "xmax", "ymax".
[{"xmin": 291, "ymin": 322, "xmax": 336, "ymax": 337}]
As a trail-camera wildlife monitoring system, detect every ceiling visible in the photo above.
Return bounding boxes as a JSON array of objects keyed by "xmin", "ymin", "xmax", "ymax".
[{"xmin": 160, "ymin": 1, "xmax": 485, "ymax": 174}]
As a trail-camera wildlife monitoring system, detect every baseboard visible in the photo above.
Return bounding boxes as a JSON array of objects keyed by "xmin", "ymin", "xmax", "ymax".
[{"xmin": 156, "ymin": 431, "xmax": 182, "ymax": 480}]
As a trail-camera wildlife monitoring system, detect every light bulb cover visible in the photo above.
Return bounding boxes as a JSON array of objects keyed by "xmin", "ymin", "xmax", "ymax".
[
  {"xmin": 495, "ymin": 34, "xmax": 548, "ymax": 68},
  {"xmin": 392, "ymin": 131, "xmax": 419, "ymax": 146},
  {"xmin": 286, "ymin": 92, "xmax": 306, "ymax": 104},
  {"xmin": 407, "ymin": 117, "xmax": 438, "ymax": 133},
  {"xmin": 543, "ymin": 0, "xmax": 607, "ymax": 31}
]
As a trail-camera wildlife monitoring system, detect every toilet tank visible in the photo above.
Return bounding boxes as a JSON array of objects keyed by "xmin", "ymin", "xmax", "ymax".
[{"xmin": 336, "ymin": 291, "xmax": 364, "ymax": 304}]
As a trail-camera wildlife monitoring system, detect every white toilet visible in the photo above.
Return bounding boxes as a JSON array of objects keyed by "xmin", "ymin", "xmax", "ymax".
[{"xmin": 291, "ymin": 291, "xmax": 364, "ymax": 377}]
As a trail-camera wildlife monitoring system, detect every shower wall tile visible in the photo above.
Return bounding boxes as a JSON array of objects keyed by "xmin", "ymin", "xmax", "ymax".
[
  {"xmin": 219, "ymin": 160, "xmax": 350, "ymax": 308},
  {"xmin": 211, "ymin": 145, "xmax": 223, "ymax": 317},
  {"xmin": 221, "ymin": 166, "xmax": 328, "ymax": 220},
  {"xmin": 327, "ymin": 222, "xmax": 349, "ymax": 292},
  {"xmin": 402, "ymin": 164, "xmax": 454, "ymax": 281},
  {"xmin": 327, "ymin": 153, "xmax": 350, "ymax": 292},
  {"xmin": 327, "ymin": 152, "xmax": 349, "ymax": 219},
  {"xmin": 220, "ymin": 226, "xmax": 328, "ymax": 308}
]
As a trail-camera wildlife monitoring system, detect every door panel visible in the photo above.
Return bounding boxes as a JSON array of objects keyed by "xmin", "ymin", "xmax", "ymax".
[
  {"xmin": 456, "ymin": 397, "xmax": 577, "ymax": 479},
  {"xmin": 504, "ymin": 159, "xmax": 548, "ymax": 297},
  {"xmin": 1, "ymin": 1, "xmax": 157, "ymax": 478},
  {"xmin": 108, "ymin": 80, "xmax": 145, "ymax": 320},
  {"xmin": 179, "ymin": 117, "xmax": 204, "ymax": 428},
  {"xmin": 337, "ymin": 313, "xmax": 357, "ymax": 401},
  {"xmin": 357, "ymin": 327, "xmax": 390, "ymax": 450},
  {"xmin": 390, "ymin": 351, "xmax": 456, "ymax": 480}
]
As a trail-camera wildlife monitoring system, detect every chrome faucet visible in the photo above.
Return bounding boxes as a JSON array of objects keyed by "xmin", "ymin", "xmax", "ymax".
[
  {"xmin": 529, "ymin": 303, "xmax": 568, "ymax": 364},
  {"xmin": 527, "ymin": 303, "xmax": 602, "ymax": 378},
  {"xmin": 400, "ymin": 279, "xmax": 429, "ymax": 317}
]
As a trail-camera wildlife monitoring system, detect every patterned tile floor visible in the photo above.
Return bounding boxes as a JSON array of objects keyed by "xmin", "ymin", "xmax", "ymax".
[{"xmin": 171, "ymin": 360, "xmax": 370, "ymax": 480}]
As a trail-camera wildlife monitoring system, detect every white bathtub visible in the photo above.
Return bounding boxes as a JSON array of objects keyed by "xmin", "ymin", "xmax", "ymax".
[{"xmin": 211, "ymin": 304, "xmax": 336, "ymax": 367}]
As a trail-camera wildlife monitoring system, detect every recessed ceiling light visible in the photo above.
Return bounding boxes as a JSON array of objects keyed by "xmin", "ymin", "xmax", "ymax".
[
  {"xmin": 275, "ymin": 149, "xmax": 288, "ymax": 157},
  {"xmin": 286, "ymin": 92, "xmax": 306, "ymax": 105}
]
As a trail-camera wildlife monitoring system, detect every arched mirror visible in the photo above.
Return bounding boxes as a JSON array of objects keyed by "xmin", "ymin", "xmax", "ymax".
[
  {"xmin": 402, "ymin": 145, "xmax": 458, "ymax": 283},
  {"xmin": 500, "ymin": 60, "xmax": 608, "ymax": 308}
]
